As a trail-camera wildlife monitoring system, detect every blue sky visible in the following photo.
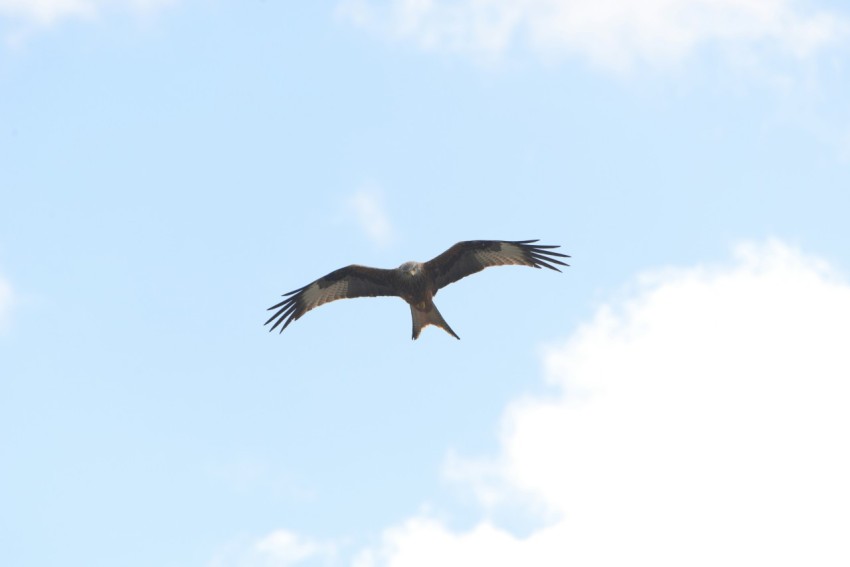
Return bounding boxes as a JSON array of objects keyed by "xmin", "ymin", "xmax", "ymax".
[{"xmin": 2, "ymin": 1, "xmax": 850, "ymax": 566}]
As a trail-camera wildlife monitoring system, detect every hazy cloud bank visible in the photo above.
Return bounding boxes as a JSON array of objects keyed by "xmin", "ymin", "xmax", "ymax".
[{"xmin": 337, "ymin": 0, "xmax": 849, "ymax": 72}]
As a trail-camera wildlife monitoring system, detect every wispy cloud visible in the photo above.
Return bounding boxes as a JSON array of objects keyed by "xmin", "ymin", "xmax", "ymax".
[
  {"xmin": 208, "ymin": 529, "xmax": 336, "ymax": 567},
  {"xmin": 337, "ymin": 0, "xmax": 850, "ymax": 72},
  {"xmin": 0, "ymin": 0, "xmax": 96, "ymax": 26},
  {"xmin": 346, "ymin": 186, "xmax": 395, "ymax": 247},
  {"xmin": 0, "ymin": 275, "xmax": 13, "ymax": 333},
  {"xmin": 0, "ymin": 0, "xmax": 175, "ymax": 45},
  {"xmin": 254, "ymin": 530, "xmax": 326, "ymax": 566},
  {"xmin": 354, "ymin": 239, "xmax": 850, "ymax": 565}
]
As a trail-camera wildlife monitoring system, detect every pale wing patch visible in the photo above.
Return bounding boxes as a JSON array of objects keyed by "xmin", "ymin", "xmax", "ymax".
[
  {"xmin": 302, "ymin": 279, "xmax": 351, "ymax": 310},
  {"xmin": 476, "ymin": 244, "xmax": 533, "ymax": 268}
]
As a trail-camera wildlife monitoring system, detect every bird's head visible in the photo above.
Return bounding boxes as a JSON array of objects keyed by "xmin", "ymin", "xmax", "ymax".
[{"xmin": 399, "ymin": 261, "xmax": 421, "ymax": 277}]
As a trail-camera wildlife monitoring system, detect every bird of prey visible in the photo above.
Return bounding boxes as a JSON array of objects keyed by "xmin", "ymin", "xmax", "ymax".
[{"xmin": 265, "ymin": 239, "xmax": 569, "ymax": 340}]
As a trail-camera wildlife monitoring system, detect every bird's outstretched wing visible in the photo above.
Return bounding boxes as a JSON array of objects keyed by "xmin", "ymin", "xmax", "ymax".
[
  {"xmin": 265, "ymin": 265, "xmax": 399, "ymax": 333},
  {"xmin": 425, "ymin": 240, "xmax": 569, "ymax": 291}
]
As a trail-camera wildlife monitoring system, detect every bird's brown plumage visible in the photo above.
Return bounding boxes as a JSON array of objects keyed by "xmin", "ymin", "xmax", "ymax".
[{"xmin": 265, "ymin": 239, "xmax": 569, "ymax": 339}]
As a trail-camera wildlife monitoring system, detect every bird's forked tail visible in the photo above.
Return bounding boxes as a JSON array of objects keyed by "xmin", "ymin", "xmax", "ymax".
[{"xmin": 410, "ymin": 303, "xmax": 460, "ymax": 340}]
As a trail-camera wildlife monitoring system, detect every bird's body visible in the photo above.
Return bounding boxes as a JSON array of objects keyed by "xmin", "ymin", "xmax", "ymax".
[
  {"xmin": 395, "ymin": 261, "xmax": 431, "ymax": 308},
  {"xmin": 395, "ymin": 261, "xmax": 458, "ymax": 339},
  {"xmin": 265, "ymin": 240, "xmax": 569, "ymax": 339}
]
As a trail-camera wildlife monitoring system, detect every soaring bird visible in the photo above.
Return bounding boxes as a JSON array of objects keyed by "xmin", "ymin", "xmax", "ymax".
[{"xmin": 265, "ymin": 239, "xmax": 569, "ymax": 340}]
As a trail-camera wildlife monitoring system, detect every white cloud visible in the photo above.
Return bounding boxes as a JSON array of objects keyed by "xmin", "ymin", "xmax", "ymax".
[
  {"xmin": 0, "ymin": 275, "xmax": 13, "ymax": 333},
  {"xmin": 336, "ymin": 0, "xmax": 849, "ymax": 71},
  {"xmin": 346, "ymin": 187, "xmax": 395, "ymax": 247},
  {"xmin": 357, "ymin": 239, "xmax": 850, "ymax": 566}
]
